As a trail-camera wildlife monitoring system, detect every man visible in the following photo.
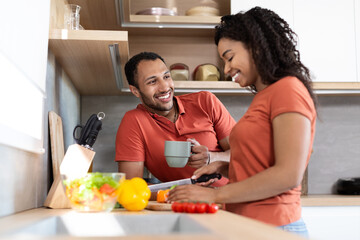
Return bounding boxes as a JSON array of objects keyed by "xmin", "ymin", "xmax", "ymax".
[{"xmin": 115, "ymin": 52, "xmax": 235, "ymax": 185}]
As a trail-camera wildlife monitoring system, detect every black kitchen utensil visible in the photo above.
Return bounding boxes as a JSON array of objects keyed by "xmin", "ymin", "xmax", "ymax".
[
  {"xmin": 73, "ymin": 112, "xmax": 105, "ymax": 149},
  {"xmin": 336, "ymin": 177, "xmax": 360, "ymax": 195}
]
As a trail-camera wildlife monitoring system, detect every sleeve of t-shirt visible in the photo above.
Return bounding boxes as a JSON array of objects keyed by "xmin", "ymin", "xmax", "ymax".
[
  {"xmin": 202, "ymin": 91, "xmax": 236, "ymax": 141},
  {"xmin": 115, "ymin": 111, "xmax": 145, "ymax": 162},
  {"xmin": 269, "ymin": 77, "xmax": 315, "ymax": 121}
]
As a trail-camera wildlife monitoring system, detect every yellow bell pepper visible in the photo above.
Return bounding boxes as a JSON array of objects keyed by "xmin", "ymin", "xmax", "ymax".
[{"xmin": 116, "ymin": 177, "xmax": 151, "ymax": 211}]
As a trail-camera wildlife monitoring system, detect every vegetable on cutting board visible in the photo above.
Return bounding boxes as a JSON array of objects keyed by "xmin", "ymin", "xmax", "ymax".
[
  {"xmin": 157, "ymin": 189, "xmax": 170, "ymax": 203},
  {"xmin": 156, "ymin": 185, "xmax": 177, "ymax": 203}
]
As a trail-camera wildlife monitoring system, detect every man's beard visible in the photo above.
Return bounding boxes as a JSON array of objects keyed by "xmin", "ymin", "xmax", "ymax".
[{"xmin": 139, "ymin": 91, "xmax": 173, "ymax": 112}]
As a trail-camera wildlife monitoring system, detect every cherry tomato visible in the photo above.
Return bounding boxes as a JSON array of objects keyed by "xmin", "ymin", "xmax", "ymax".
[
  {"xmin": 171, "ymin": 202, "xmax": 184, "ymax": 213},
  {"xmin": 176, "ymin": 202, "xmax": 185, "ymax": 212},
  {"xmin": 178, "ymin": 202, "xmax": 186, "ymax": 212},
  {"xmin": 181, "ymin": 202, "xmax": 188, "ymax": 212},
  {"xmin": 195, "ymin": 202, "xmax": 207, "ymax": 214},
  {"xmin": 171, "ymin": 202, "xmax": 178, "ymax": 212},
  {"xmin": 207, "ymin": 203, "xmax": 219, "ymax": 213},
  {"xmin": 186, "ymin": 202, "xmax": 196, "ymax": 213}
]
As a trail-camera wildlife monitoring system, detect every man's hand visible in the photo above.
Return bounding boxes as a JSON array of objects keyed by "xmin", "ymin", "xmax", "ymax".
[{"xmin": 186, "ymin": 138, "xmax": 209, "ymax": 168}]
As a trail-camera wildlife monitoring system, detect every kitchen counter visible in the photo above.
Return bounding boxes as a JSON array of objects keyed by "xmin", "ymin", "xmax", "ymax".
[
  {"xmin": 1, "ymin": 195, "xmax": 358, "ymax": 239},
  {"xmin": 301, "ymin": 194, "xmax": 360, "ymax": 206},
  {"xmin": 0, "ymin": 208, "xmax": 305, "ymax": 240}
]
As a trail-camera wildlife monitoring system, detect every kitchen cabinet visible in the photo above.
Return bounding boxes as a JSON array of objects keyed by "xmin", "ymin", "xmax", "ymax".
[
  {"xmin": 50, "ymin": 0, "xmax": 360, "ymax": 95},
  {"xmin": 294, "ymin": 0, "xmax": 357, "ymax": 83},
  {"xmin": 231, "ymin": 0, "xmax": 294, "ymax": 27},
  {"xmin": 119, "ymin": 0, "xmax": 229, "ymax": 28},
  {"xmin": 231, "ymin": 0, "xmax": 360, "ymax": 93},
  {"xmin": 54, "ymin": 0, "xmax": 247, "ymax": 94},
  {"xmin": 49, "ymin": 0, "xmax": 129, "ymax": 95},
  {"xmin": 49, "ymin": 29, "xmax": 129, "ymax": 95},
  {"xmin": 355, "ymin": 1, "xmax": 360, "ymax": 85}
]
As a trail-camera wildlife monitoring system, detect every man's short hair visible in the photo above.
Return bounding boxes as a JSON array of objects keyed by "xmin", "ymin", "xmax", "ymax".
[{"xmin": 124, "ymin": 52, "xmax": 166, "ymax": 87}]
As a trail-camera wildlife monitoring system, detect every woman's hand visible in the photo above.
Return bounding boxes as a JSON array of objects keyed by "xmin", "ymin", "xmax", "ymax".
[
  {"xmin": 193, "ymin": 161, "xmax": 229, "ymax": 182},
  {"xmin": 167, "ymin": 184, "xmax": 218, "ymax": 203},
  {"xmin": 186, "ymin": 138, "xmax": 210, "ymax": 168}
]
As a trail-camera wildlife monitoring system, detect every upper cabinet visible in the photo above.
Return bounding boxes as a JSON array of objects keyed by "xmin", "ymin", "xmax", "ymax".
[
  {"xmin": 231, "ymin": 0, "xmax": 294, "ymax": 27},
  {"xmin": 64, "ymin": 0, "xmax": 245, "ymax": 94},
  {"xmin": 355, "ymin": 1, "xmax": 360, "ymax": 86},
  {"xmin": 49, "ymin": 0, "xmax": 130, "ymax": 95},
  {"xmin": 293, "ymin": 0, "xmax": 357, "ymax": 83},
  {"xmin": 119, "ymin": 0, "xmax": 229, "ymax": 28},
  {"xmin": 49, "ymin": 29, "xmax": 129, "ymax": 95},
  {"xmin": 49, "ymin": 0, "xmax": 360, "ymax": 95},
  {"xmin": 232, "ymin": 0, "xmax": 360, "ymax": 93}
]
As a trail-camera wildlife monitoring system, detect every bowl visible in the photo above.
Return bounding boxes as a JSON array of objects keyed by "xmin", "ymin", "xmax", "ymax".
[
  {"xmin": 185, "ymin": 6, "xmax": 220, "ymax": 16},
  {"xmin": 135, "ymin": 7, "xmax": 177, "ymax": 16},
  {"xmin": 61, "ymin": 172, "xmax": 125, "ymax": 212}
]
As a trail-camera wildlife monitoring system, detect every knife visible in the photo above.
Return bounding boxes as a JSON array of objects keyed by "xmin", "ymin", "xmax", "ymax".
[{"xmin": 148, "ymin": 173, "xmax": 222, "ymax": 192}]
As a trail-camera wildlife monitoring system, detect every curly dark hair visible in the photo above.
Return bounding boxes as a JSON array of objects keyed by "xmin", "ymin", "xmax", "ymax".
[
  {"xmin": 125, "ymin": 52, "xmax": 166, "ymax": 88},
  {"xmin": 215, "ymin": 7, "xmax": 317, "ymax": 108}
]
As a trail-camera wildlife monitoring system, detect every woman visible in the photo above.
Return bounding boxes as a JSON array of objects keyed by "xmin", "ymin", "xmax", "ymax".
[{"xmin": 168, "ymin": 7, "xmax": 317, "ymax": 237}]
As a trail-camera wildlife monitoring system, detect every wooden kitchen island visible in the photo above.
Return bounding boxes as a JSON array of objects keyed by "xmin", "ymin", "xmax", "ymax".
[{"xmin": 0, "ymin": 208, "xmax": 305, "ymax": 240}]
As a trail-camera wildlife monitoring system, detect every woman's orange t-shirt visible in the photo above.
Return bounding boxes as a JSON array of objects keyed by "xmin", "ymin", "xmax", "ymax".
[{"xmin": 226, "ymin": 77, "xmax": 316, "ymax": 226}]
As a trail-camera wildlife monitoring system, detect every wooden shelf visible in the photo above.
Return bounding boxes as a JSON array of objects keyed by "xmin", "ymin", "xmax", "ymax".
[
  {"xmin": 312, "ymin": 82, "xmax": 360, "ymax": 90},
  {"xmin": 49, "ymin": 29, "xmax": 129, "ymax": 95},
  {"xmin": 174, "ymin": 80, "xmax": 241, "ymax": 89},
  {"xmin": 174, "ymin": 81, "xmax": 360, "ymax": 90}
]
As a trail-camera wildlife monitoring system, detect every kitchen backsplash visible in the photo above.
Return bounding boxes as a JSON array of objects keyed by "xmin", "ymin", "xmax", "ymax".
[{"xmin": 82, "ymin": 94, "xmax": 360, "ymax": 195}]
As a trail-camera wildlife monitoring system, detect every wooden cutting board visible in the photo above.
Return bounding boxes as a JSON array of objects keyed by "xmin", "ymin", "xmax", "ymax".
[
  {"xmin": 44, "ymin": 111, "xmax": 71, "ymax": 208},
  {"xmin": 145, "ymin": 201, "xmax": 172, "ymax": 211},
  {"xmin": 48, "ymin": 111, "xmax": 64, "ymax": 180}
]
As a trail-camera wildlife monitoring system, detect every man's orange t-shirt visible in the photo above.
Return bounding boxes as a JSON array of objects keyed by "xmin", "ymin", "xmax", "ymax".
[
  {"xmin": 115, "ymin": 91, "xmax": 236, "ymax": 183},
  {"xmin": 226, "ymin": 77, "xmax": 316, "ymax": 226}
]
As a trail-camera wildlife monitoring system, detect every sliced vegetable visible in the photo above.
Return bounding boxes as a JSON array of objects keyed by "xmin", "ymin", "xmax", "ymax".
[
  {"xmin": 170, "ymin": 185, "xmax": 178, "ymax": 190},
  {"xmin": 157, "ymin": 189, "xmax": 170, "ymax": 203},
  {"xmin": 99, "ymin": 183, "xmax": 116, "ymax": 195}
]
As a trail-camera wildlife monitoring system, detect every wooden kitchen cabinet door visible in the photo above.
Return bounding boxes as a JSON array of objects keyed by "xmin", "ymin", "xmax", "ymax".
[{"xmin": 293, "ymin": 0, "xmax": 357, "ymax": 83}]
